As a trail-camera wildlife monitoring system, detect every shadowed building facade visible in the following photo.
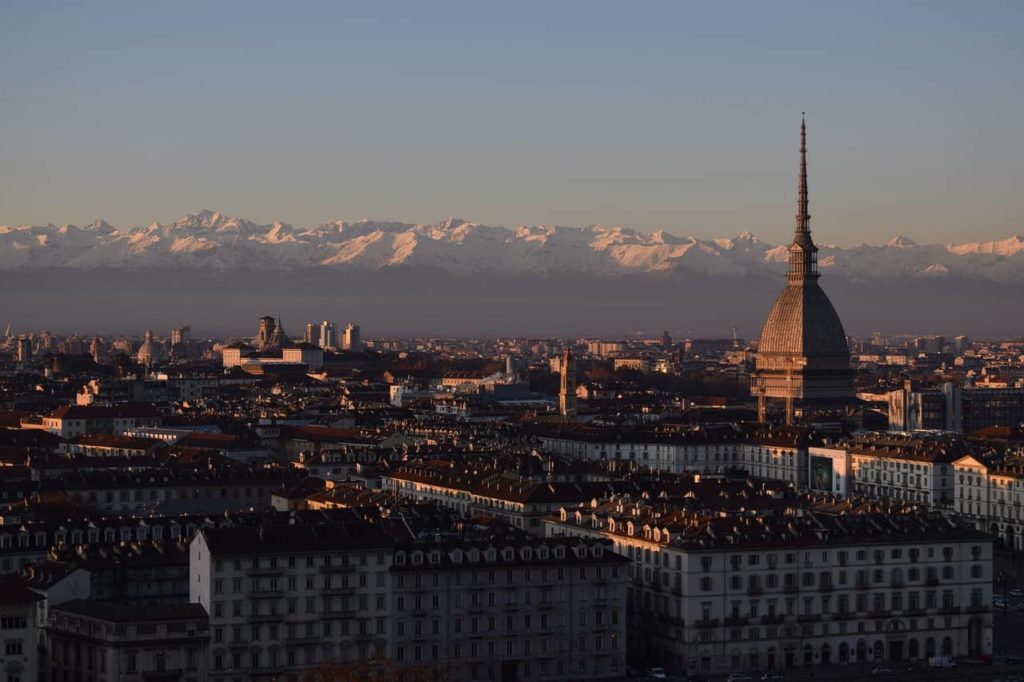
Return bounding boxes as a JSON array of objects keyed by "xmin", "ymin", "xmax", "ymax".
[{"xmin": 752, "ymin": 118, "xmax": 853, "ymax": 423}]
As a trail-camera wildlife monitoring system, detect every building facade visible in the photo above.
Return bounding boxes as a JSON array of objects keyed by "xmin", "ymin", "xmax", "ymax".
[{"xmin": 547, "ymin": 503, "xmax": 992, "ymax": 676}]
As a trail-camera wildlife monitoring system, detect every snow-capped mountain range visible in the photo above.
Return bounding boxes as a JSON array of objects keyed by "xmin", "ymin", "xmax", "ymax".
[{"xmin": 2, "ymin": 209, "xmax": 1024, "ymax": 282}]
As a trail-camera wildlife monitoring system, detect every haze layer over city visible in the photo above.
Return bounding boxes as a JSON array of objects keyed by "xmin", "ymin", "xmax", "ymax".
[{"xmin": 2, "ymin": 3, "xmax": 1023, "ymax": 682}]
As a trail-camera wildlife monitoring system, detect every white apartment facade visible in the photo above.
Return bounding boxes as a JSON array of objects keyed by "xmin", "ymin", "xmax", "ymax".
[
  {"xmin": 954, "ymin": 454, "xmax": 1024, "ymax": 551},
  {"xmin": 546, "ymin": 504, "xmax": 992, "ymax": 677}
]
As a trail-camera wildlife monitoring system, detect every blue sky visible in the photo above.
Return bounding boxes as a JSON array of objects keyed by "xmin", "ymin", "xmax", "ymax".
[{"xmin": 1, "ymin": 1, "xmax": 1021, "ymax": 245}]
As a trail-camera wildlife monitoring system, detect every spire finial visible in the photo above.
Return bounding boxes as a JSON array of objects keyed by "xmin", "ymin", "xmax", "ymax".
[
  {"xmin": 788, "ymin": 114, "xmax": 818, "ymax": 281},
  {"xmin": 797, "ymin": 113, "xmax": 809, "ymax": 235}
]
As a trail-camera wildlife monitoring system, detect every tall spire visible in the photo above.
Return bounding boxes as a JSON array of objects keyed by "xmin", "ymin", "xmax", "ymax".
[
  {"xmin": 788, "ymin": 113, "xmax": 818, "ymax": 282},
  {"xmin": 797, "ymin": 112, "xmax": 810, "ymax": 235}
]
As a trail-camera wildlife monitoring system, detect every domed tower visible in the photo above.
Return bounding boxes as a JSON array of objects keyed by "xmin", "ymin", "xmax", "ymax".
[
  {"xmin": 751, "ymin": 117, "xmax": 853, "ymax": 423},
  {"xmin": 137, "ymin": 329, "xmax": 160, "ymax": 366}
]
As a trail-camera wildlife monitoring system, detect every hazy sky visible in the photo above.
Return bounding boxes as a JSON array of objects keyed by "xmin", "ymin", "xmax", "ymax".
[{"xmin": 1, "ymin": 1, "xmax": 1021, "ymax": 246}]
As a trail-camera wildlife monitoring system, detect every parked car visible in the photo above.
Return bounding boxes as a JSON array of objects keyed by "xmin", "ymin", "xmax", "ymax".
[
  {"xmin": 871, "ymin": 666, "xmax": 893, "ymax": 674},
  {"xmin": 727, "ymin": 674, "xmax": 754, "ymax": 682},
  {"xmin": 928, "ymin": 655, "xmax": 957, "ymax": 668},
  {"xmin": 648, "ymin": 667, "xmax": 668, "ymax": 679},
  {"xmin": 1009, "ymin": 589, "xmax": 1023, "ymax": 597}
]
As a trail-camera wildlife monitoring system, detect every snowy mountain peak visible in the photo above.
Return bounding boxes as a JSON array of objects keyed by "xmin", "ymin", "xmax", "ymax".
[
  {"xmin": 887, "ymin": 235, "xmax": 917, "ymax": 248},
  {"xmin": 1, "ymin": 211, "xmax": 1023, "ymax": 284}
]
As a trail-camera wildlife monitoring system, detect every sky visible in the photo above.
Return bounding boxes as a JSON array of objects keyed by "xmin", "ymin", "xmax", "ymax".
[{"xmin": 0, "ymin": 1, "xmax": 1022, "ymax": 247}]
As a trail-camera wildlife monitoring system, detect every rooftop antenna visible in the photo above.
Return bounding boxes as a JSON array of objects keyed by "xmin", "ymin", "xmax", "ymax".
[{"xmin": 732, "ymin": 327, "xmax": 738, "ymax": 350}]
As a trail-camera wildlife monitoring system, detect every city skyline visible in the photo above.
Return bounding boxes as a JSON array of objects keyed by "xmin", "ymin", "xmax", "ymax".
[
  {"xmin": 4, "ymin": 4, "xmax": 1024, "ymax": 681},
  {"xmin": 1, "ymin": 2, "xmax": 1022, "ymax": 246}
]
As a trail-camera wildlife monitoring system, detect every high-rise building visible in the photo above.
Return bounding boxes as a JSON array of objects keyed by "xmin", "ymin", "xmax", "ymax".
[
  {"xmin": 342, "ymin": 323, "xmax": 361, "ymax": 351},
  {"xmin": 559, "ymin": 348, "xmax": 577, "ymax": 418},
  {"xmin": 16, "ymin": 336, "xmax": 32, "ymax": 364},
  {"xmin": 305, "ymin": 322, "xmax": 317, "ymax": 346},
  {"xmin": 318, "ymin": 320, "xmax": 336, "ymax": 350},
  {"xmin": 751, "ymin": 117, "xmax": 853, "ymax": 423}
]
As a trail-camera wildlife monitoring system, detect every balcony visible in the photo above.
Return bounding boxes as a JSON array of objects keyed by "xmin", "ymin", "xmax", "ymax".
[
  {"xmin": 747, "ymin": 585, "xmax": 763, "ymax": 596},
  {"xmin": 694, "ymin": 618, "xmax": 719, "ymax": 629},
  {"xmin": 964, "ymin": 605, "xmax": 989, "ymax": 614},
  {"xmin": 926, "ymin": 577, "xmax": 939, "ymax": 587},
  {"xmin": 796, "ymin": 614, "xmax": 821, "ymax": 623},
  {"xmin": 142, "ymin": 670, "xmax": 184, "ymax": 682},
  {"xmin": 868, "ymin": 609, "xmax": 892, "ymax": 618},
  {"xmin": 833, "ymin": 612, "xmax": 855, "ymax": 621},
  {"xmin": 904, "ymin": 608, "xmax": 925, "ymax": 616},
  {"xmin": 760, "ymin": 615, "xmax": 784, "ymax": 625},
  {"xmin": 319, "ymin": 587, "xmax": 349, "ymax": 596},
  {"xmin": 818, "ymin": 583, "xmax": 834, "ymax": 592},
  {"xmin": 939, "ymin": 607, "xmax": 961, "ymax": 615},
  {"xmin": 783, "ymin": 584, "xmax": 799, "ymax": 594},
  {"xmin": 319, "ymin": 564, "xmax": 356, "ymax": 574},
  {"xmin": 724, "ymin": 617, "xmax": 748, "ymax": 627},
  {"xmin": 891, "ymin": 579, "xmax": 905, "ymax": 588}
]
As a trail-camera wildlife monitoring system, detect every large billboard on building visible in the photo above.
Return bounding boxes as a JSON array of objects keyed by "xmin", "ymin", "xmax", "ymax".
[{"xmin": 810, "ymin": 455, "xmax": 834, "ymax": 492}]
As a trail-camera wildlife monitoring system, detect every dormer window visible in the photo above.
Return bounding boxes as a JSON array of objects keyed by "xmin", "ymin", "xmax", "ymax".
[{"xmin": 395, "ymin": 552, "xmax": 407, "ymax": 566}]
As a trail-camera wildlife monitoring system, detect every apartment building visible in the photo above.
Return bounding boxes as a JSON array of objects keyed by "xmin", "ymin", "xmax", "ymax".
[
  {"xmin": 28, "ymin": 404, "xmax": 162, "ymax": 438},
  {"xmin": 954, "ymin": 453, "xmax": 1024, "ymax": 551},
  {"xmin": 46, "ymin": 601, "xmax": 209, "ymax": 682},
  {"xmin": 0, "ymin": 579, "xmax": 44, "ymax": 682},
  {"xmin": 189, "ymin": 520, "xmax": 397, "ymax": 681},
  {"xmin": 390, "ymin": 537, "xmax": 628, "ymax": 682},
  {"xmin": 382, "ymin": 459, "xmax": 630, "ymax": 534},
  {"xmin": 534, "ymin": 424, "xmax": 815, "ymax": 487},
  {"xmin": 59, "ymin": 467, "xmax": 302, "ymax": 514},
  {"xmin": 546, "ymin": 497, "xmax": 992, "ymax": 677},
  {"xmin": 807, "ymin": 434, "xmax": 963, "ymax": 507}
]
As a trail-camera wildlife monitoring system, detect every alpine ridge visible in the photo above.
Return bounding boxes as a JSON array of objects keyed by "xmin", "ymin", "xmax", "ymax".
[{"xmin": 2, "ymin": 210, "xmax": 1024, "ymax": 284}]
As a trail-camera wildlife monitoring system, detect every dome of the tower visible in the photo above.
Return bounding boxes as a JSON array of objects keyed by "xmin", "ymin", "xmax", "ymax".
[{"xmin": 757, "ymin": 281, "xmax": 849, "ymax": 360}]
